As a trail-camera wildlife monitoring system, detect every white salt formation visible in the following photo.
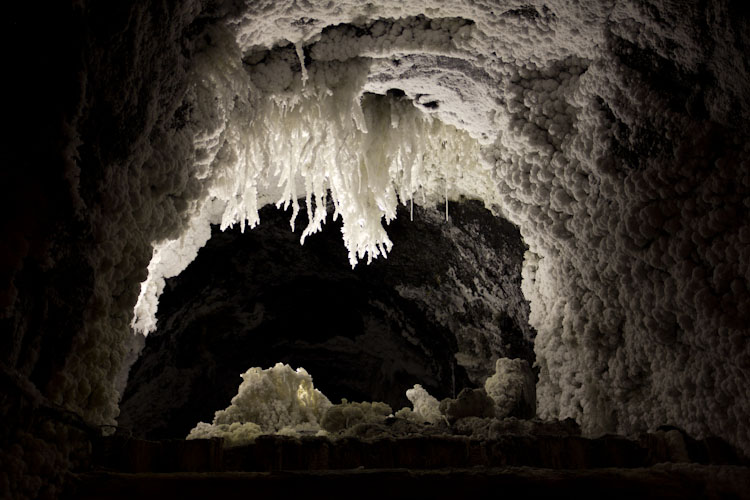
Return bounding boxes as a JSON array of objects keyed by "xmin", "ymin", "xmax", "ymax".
[
  {"xmin": 188, "ymin": 362, "xmax": 529, "ymax": 445},
  {"xmin": 485, "ymin": 358, "xmax": 536, "ymax": 418},
  {"xmin": 187, "ymin": 363, "xmax": 331, "ymax": 445},
  {"xmin": 405, "ymin": 384, "xmax": 443, "ymax": 424},
  {"xmin": 186, "ymin": 365, "xmax": 397, "ymax": 444},
  {"xmin": 321, "ymin": 400, "xmax": 393, "ymax": 432},
  {"xmin": 4, "ymin": 2, "xmax": 750, "ymax": 496},
  {"xmin": 124, "ymin": 1, "xmax": 750, "ymax": 457},
  {"xmin": 132, "ymin": 63, "xmax": 488, "ymax": 335}
]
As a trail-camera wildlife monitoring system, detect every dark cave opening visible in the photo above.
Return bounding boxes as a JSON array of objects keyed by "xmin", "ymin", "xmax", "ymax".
[{"xmin": 118, "ymin": 199, "xmax": 534, "ymax": 440}]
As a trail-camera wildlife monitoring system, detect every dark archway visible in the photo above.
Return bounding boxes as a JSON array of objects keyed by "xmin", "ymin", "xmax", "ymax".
[{"xmin": 119, "ymin": 200, "xmax": 534, "ymax": 439}]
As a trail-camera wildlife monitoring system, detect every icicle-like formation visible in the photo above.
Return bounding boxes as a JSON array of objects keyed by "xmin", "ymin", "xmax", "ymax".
[
  {"xmin": 445, "ymin": 181, "xmax": 449, "ymax": 222},
  {"xmin": 209, "ymin": 60, "xmax": 483, "ymax": 267},
  {"xmin": 295, "ymin": 43, "xmax": 308, "ymax": 86},
  {"xmin": 133, "ymin": 59, "xmax": 489, "ymax": 335}
]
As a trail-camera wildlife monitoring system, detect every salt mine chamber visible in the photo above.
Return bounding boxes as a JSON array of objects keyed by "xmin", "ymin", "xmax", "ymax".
[{"xmin": 2, "ymin": 1, "xmax": 749, "ymax": 499}]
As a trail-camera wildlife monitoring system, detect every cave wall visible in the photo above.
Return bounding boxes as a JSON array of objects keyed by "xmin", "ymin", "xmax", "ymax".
[
  {"xmin": 138, "ymin": 0, "xmax": 749, "ymax": 451},
  {"xmin": 2, "ymin": 1, "xmax": 749, "ymax": 496},
  {"xmin": 2, "ymin": 2, "xmax": 208, "ymax": 497}
]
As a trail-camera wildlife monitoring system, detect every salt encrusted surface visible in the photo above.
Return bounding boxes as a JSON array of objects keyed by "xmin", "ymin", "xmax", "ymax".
[
  {"xmin": 485, "ymin": 358, "xmax": 536, "ymax": 418},
  {"xmin": 125, "ymin": 0, "xmax": 746, "ymax": 454},
  {"xmin": 406, "ymin": 384, "xmax": 443, "ymax": 424},
  {"xmin": 187, "ymin": 363, "xmax": 332, "ymax": 446},
  {"xmin": 184, "ymin": 362, "xmax": 535, "ymax": 446},
  {"xmin": 3, "ymin": 8, "xmax": 749, "ymax": 498}
]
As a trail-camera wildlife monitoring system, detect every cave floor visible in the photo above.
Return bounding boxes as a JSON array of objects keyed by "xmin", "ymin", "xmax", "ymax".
[
  {"xmin": 67, "ymin": 465, "xmax": 750, "ymax": 500},
  {"xmin": 62, "ymin": 432, "xmax": 750, "ymax": 499}
]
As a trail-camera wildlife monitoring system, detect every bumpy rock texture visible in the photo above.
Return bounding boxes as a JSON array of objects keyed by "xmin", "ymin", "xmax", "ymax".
[
  {"xmin": 485, "ymin": 358, "xmax": 536, "ymax": 419},
  {"xmin": 2, "ymin": 1, "xmax": 750, "ymax": 498}
]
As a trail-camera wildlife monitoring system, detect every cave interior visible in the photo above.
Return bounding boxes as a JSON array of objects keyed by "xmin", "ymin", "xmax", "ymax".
[{"xmin": 2, "ymin": 1, "xmax": 750, "ymax": 499}]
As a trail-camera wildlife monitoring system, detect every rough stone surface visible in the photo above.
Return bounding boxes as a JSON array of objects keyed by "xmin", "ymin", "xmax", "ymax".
[
  {"xmin": 439, "ymin": 388, "xmax": 497, "ymax": 423},
  {"xmin": 484, "ymin": 358, "xmax": 536, "ymax": 419}
]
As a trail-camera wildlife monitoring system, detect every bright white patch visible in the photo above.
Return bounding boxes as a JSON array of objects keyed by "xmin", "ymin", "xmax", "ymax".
[
  {"xmin": 213, "ymin": 62, "xmax": 486, "ymax": 267},
  {"xmin": 405, "ymin": 383, "xmax": 442, "ymax": 424},
  {"xmin": 133, "ymin": 57, "xmax": 490, "ymax": 335},
  {"xmin": 187, "ymin": 363, "xmax": 331, "ymax": 446}
]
